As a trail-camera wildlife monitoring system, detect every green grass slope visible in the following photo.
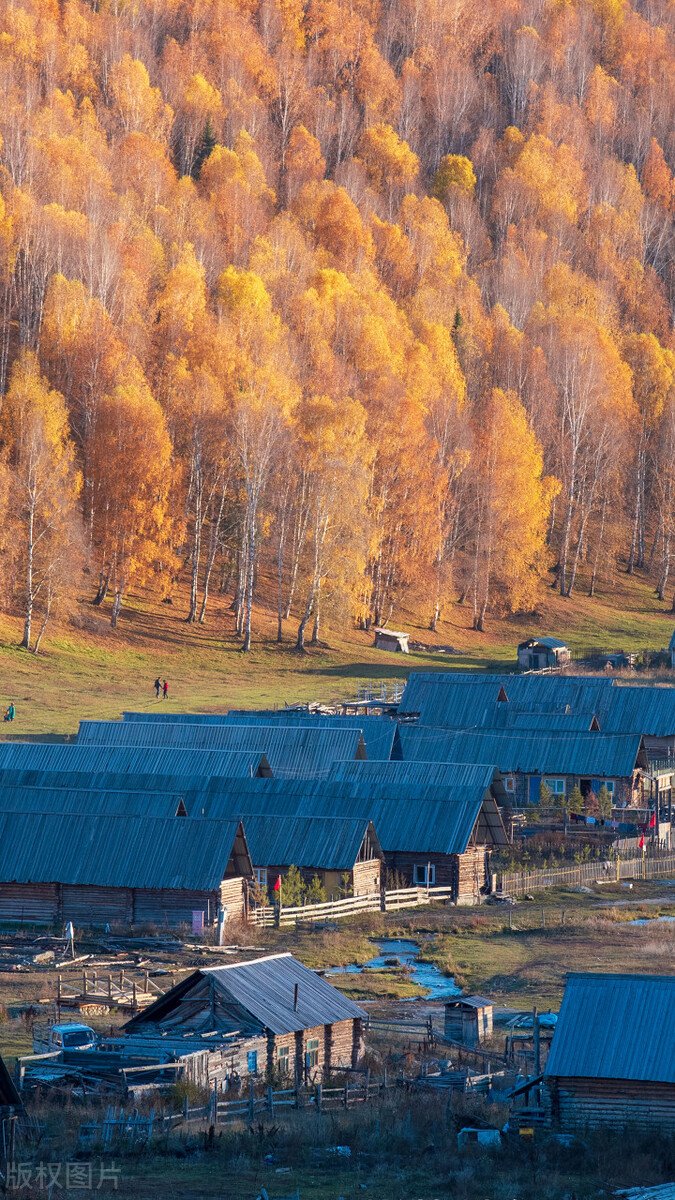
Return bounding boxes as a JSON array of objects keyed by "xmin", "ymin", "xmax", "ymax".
[{"xmin": 0, "ymin": 567, "xmax": 674, "ymax": 737}]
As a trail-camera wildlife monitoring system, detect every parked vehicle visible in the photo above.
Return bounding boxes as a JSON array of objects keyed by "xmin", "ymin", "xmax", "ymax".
[{"xmin": 32, "ymin": 1021, "xmax": 97, "ymax": 1054}]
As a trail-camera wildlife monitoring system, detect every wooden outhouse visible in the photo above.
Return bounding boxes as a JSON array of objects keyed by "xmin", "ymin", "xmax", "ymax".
[
  {"xmin": 125, "ymin": 953, "xmax": 366, "ymax": 1085},
  {"xmin": 444, "ymin": 996, "xmax": 493, "ymax": 1047},
  {"xmin": 545, "ymin": 973, "xmax": 675, "ymax": 1131},
  {"xmin": 374, "ymin": 628, "xmax": 409, "ymax": 653}
]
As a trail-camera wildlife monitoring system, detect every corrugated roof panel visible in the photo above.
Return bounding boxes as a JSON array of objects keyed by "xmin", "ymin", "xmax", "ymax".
[
  {"xmin": 207, "ymin": 954, "xmax": 366, "ymax": 1034},
  {"xmin": 596, "ymin": 685, "xmax": 675, "ymax": 737},
  {"xmin": 398, "ymin": 726, "xmax": 645, "ymax": 777},
  {"xmin": 219, "ymin": 714, "xmax": 398, "ymax": 761},
  {"xmin": 333, "ymin": 759, "xmax": 499, "ymax": 789},
  {"xmin": 191, "ymin": 777, "xmax": 504, "ymax": 853},
  {"xmin": 545, "ymin": 973, "xmax": 675, "ymax": 1084},
  {"xmin": 0, "ymin": 744, "xmax": 270, "ymax": 779},
  {"xmin": 242, "ymin": 814, "xmax": 376, "ymax": 869},
  {"xmin": 0, "ymin": 812, "xmax": 249, "ymax": 889},
  {"xmin": 122, "ymin": 712, "xmax": 227, "ymax": 723},
  {"xmin": 75, "ymin": 722, "xmax": 365, "ymax": 776},
  {"xmin": 128, "ymin": 953, "xmax": 365, "ymax": 1036},
  {"xmin": 398, "ymin": 672, "xmax": 616, "ymax": 724},
  {"xmin": 0, "ymin": 784, "xmax": 182, "ymax": 817}
]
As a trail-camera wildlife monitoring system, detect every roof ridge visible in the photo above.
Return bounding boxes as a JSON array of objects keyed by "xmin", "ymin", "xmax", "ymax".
[{"xmin": 204, "ymin": 952, "xmax": 293, "ymax": 973}]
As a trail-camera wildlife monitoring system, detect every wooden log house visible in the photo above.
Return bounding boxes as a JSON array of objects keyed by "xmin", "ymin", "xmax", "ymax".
[
  {"xmin": 124, "ymin": 953, "xmax": 366, "ymax": 1086},
  {"xmin": 0, "ymin": 812, "xmax": 252, "ymax": 928},
  {"xmin": 241, "ymin": 814, "xmax": 383, "ymax": 898},
  {"xmin": 545, "ymin": 973, "xmax": 675, "ymax": 1131}
]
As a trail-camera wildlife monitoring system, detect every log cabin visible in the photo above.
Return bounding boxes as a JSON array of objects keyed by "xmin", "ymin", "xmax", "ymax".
[
  {"xmin": 124, "ymin": 953, "xmax": 366, "ymax": 1085},
  {"xmin": 545, "ymin": 973, "xmax": 675, "ymax": 1131},
  {"xmin": 0, "ymin": 812, "xmax": 252, "ymax": 928},
  {"xmin": 241, "ymin": 814, "xmax": 383, "ymax": 898}
]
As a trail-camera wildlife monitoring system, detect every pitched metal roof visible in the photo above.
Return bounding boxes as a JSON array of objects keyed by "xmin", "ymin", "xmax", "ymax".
[
  {"xmin": 0, "ymin": 743, "xmax": 271, "ymax": 779},
  {"xmin": 446, "ymin": 995, "xmax": 492, "ymax": 1009},
  {"xmin": 122, "ymin": 712, "xmax": 228, "ymax": 723},
  {"xmin": 545, "ymin": 973, "xmax": 675, "ymax": 1084},
  {"xmin": 242, "ymin": 814, "xmax": 380, "ymax": 869},
  {"xmin": 332, "ymin": 759, "xmax": 500, "ymax": 789},
  {"xmin": 594, "ymin": 684, "xmax": 675, "ymax": 737},
  {"xmin": 0, "ymin": 812, "xmax": 251, "ymax": 889},
  {"xmin": 0, "ymin": 1052, "xmax": 20, "ymax": 1107},
  {"xmin": 399, "ymin": 726, "xmax": 646, "ymax": 777},
  {"xmin": 75, "ymin": 721, "xmax": 366, "ymax": 777},
  {"xmin": 518, "ymin": 637, "xmax": 568, "ymax": 649},
  {"xmin": 219, "ymin": 713, "xmax": 399, "ymax": 761},
  {"xmin": 0, "ymin": 784, "xmax": 184, "ymax": 818},
  {"xmin": 190, "ymin": 777, "xmax": 507, "ymax": 853},
  {"xmin": 127, "ymin": 953, "xmax": 365, "ymax": 1036},
  {"xmin": 398, "ymin": 672, "xmax": 616, "ymax": 723}
]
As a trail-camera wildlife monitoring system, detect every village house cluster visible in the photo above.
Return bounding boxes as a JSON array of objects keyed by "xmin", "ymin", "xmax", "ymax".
[{"xmin": 3, "ymin": 669, "xmax": 675, "ymax": 1135}]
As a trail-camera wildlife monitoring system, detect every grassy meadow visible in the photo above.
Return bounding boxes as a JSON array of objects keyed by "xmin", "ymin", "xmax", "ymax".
[{"xmin": 1, "ymin": 565, "xmax": 675, "ymax": 737}]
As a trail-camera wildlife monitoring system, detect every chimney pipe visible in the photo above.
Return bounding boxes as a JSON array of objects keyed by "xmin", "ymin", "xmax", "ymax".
[{"xmin": 294, "ymin": 983, "xmax": 299, "ymax": 1012}]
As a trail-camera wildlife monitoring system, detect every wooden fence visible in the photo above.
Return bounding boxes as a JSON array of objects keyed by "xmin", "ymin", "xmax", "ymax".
[
  {"xmin": 250, "ymin": 885, "xmax": 456, "ymax": 926},
  {"xmin": 215, "ymin": 1077, "xmax": 390, "ymax": 1123},
  {"xmin": 497, "ymin": 852, "xmax": 675, "ymax": 896}
]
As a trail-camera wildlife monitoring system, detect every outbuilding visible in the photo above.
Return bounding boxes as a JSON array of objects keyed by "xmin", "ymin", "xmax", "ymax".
[
  {"xmin": 518, "ymin": 638, "xmax": 570, "ymax": 671},
  {"xmin": 124, "ymin": 953, "xmax": 367, "ymax": 1085},
  {"xmin": 374, "ymin": 628, "xmax": 409, "ymax": 653},
  {"xmin": 242, "ymin": 814, "xmax": 383, "ymax": 899},
  {"xmin": 0, "ymin": 1052, "xmax": 20, "ymax": 1110},
  {"xmin": 444, "ymin": 996, "xmax": 493, "ymax": 1047},
  {"xmin": 545, "ymin": 973, "xmax": 675, "ymax": 1131}
]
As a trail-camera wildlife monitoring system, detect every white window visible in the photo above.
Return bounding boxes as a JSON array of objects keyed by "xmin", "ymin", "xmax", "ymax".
[
  {"xmin": 504, "ymin": 776, "xmax": 516, "ymax": 793},
  {"xmin": 306, "ymin": 1038, "xmax": 319, "ymax": 1069},
  {"xmin": 254, "ymin": 867, "xmax": 268, "ymax": 886},
  {"xmin": 414, "ymin": 863, "xmax": 435, "ymax": 886},
  {"xmin": 277, "ymin": 1044, "xmax": 290, "ymax": 1075},
  {"xmin": 543, "ymin": 778, "xmax": 565, "ymax": 795},
  {"xmin": 604, "ymin": 781, "xmax": 615, "ymax": 795}
]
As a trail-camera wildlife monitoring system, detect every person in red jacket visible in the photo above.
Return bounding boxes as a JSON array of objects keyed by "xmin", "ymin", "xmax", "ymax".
[{"xmin": 162, "ymin": 679, "xmax": 169, "ymax": 700}]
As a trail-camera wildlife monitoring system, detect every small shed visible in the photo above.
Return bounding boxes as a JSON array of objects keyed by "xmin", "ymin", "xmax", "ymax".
[
  {"xmin": 124, "ymin": 953, "xmax": 367, "ymax": 1085},
  {"xmin": 518, "ymin": 637, "xmax": 570, "ymax": 671},
  {"xmin": 444, "ymin": 996, "xmax": 493, "ymax": 1047},
  {"xmin": 374, "ymin": 628, "xmax": 409, "ymax": 653},
  {"xmin": 545, "ymin": 972, "xmax": 675, "ymax": 1131}
]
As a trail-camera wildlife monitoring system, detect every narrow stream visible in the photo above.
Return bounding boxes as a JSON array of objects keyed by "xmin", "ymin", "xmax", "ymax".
[{"xmin": 328, "ymin": 938, "xmax": 462, "ymax": 1000}]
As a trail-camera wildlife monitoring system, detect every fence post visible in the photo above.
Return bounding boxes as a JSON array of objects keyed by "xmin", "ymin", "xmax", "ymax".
[
  {"xmin": 344, "ymin": 1081, "xmax": 349, "ymax": 1107},
  {"xmin": 541, "ymin": 907, "xmax": 545, "ymax": 929},
  {"xmin": 267, "ymin": 1085, "xmax": 274, "ymax": 1115},
  {"xmin": 212, "ymin": 1080, "xmax": 218, "ymax": 1124},
  {"xmin": 248, "ymin": 1078, "xmax": 255, "ymax": 1122},
  {"xmin": 561, "ymin": 909, "xmax": 565, "ymax": 926},
  {"xmin": 294, "ymin": 1073, "xmax": 300, "ymax": 1109},
  {"xmin": 316, "ymin": 1082, "xmax": 322, "ymax": 1114},
  {"xmin": 182, "ymin": 1094, "xmax": 188, "ymax": 1124}
]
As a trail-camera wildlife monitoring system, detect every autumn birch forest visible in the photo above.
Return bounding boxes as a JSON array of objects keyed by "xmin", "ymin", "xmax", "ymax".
[{"xmin": 1, "ymin": 0, "xmax": 675, "ymax": 653}]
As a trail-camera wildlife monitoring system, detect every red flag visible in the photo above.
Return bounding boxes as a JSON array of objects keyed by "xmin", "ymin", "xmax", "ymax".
[
  {"xmin": 649, "ymin": 812, "xmax": 657, "ymax": 828},
  {"xmin": 638, "ymin": 833, "xmax": 645, "ymax": 850},
  {"xmin": 273, "ymin": 875, "xmax": 281, "ymax": 892}
]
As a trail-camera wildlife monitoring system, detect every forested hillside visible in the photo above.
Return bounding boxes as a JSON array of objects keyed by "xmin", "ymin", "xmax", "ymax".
[{"xmin": 0, "ymin": 0, "xmax": 673, "ymax": 654}]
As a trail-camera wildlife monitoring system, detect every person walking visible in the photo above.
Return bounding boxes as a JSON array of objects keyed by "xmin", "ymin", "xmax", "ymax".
[
  {"xmin": 162, "ymin": 679, "xmax": 169, "ymax": 700},
  {"xmin": 154, "ymin": 677, "xmax": 161, "ymax": 699}
]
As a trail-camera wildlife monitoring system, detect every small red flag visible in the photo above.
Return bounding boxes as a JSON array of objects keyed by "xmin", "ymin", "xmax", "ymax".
[
  {"xmin": 649, "ymin": 812, "xmax": 657, "ymax": 828},
  {"xmin": 638, "ymin": 833, "xmax": 645, "ymax": 850},
  {"xmin": 273, "ymin": 875, "xmax": 281, "ymax": 892}
]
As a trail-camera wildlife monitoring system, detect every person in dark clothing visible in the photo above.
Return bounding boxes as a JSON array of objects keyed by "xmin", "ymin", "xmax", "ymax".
[
  {"xmin": 154, "ymin": 678, "xmax": 161, "ymax": 698},
  {"xmin": 162, "ymin": 680, "xmax": 169, "ymax": 700}
]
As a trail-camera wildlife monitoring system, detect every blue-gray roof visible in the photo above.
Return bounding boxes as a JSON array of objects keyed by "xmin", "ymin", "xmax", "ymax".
[
  {"xmin": 545, "ymin": 973, "xmax": 675, "ymax": 1084},
  {"xmin": 243, "ymin": 814, "xmax": 379, "ymax": 869},
  {"xmin": 0, "ymin": 784, "xmax": 183, "ymax": 818},
  {"xmin": 75, "ymin": 721, "xmax": 366, "ymax": 777},
  {"xmin": 398, "ymin": 726, "xmax": 646, "ymax": 777},
  {"xmin": 398, "ymin": 672, "xmax": 616, "ymax": 724},
  {"xmin": 188, "ymin": 776, "xmax": 507, "ymax": 854},
  {"xmin": 594, "ymin": 684, "xmax": 675, "ymax": 737},
  {"xmin": 0, "ymin": 743, "xmax": 271, "ymax": 779},
  {"xmin": 519, "ymin": 637, "xmax": 568, "ymax": 649},
  {"xmin": 0, "ymin": 812, "xmax": 251, "ymax": 889},
  {"xmin": 333, "ymin": 759, "xmax": 500, "ymax": 788},
  {"xmin": 127, "ymin": 953, "xmax": 365, "ymax": 1036},
  {"xmin": 218, "ymin": 713, "xmax": 399, "ymax": 761}
]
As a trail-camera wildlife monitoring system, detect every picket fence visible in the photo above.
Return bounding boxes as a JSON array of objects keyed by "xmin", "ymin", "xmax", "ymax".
[
  {"xmin": 250, "ymin": 885, "xmax": 455, "ymax": 926},
  {"xmin": 497, "ymin": 852, "xmax": 675, "ymax": 896}
]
